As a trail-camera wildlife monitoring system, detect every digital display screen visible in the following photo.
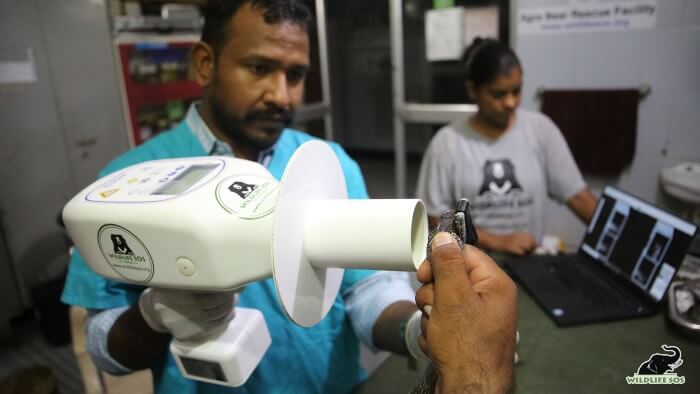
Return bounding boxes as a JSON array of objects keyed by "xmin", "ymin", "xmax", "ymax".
[
  {"xmin": 581, "ymin": 187, "xmax": 697, "ymax": 300},
  {"xmin": 152, "ymin": 164, "xmax": 217, "ymax": 195},
  {"xmin": 178, "ymin": 356, "xmax": 226, "ymax": 382}
]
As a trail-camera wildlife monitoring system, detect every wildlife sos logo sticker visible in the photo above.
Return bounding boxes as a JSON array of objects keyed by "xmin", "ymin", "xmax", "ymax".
[
  {"xmin": 229, "ymin": 181, "xmax": 257, "ymax": 199},
  {"xmin": 216, "ymin": 174, "xmax": 279, "ymax": 219},
  {"xmin": 626, "ymin": 345, "xmax": 685, "ymax": 385},
  {"xmin": 98, "ymin": 225, "xmax": 154, "ymax": 283}
]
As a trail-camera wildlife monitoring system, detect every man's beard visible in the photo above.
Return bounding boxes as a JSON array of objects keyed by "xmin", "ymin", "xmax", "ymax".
[{"xmin": 208, "ymin": 89, "xmax": 294, "ymax": 151}]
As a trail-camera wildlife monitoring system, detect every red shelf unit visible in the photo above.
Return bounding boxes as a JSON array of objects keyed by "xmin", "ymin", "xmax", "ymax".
[{"xmin": 115, "ymin": 34, "xmax": 203, "ymax": 146}]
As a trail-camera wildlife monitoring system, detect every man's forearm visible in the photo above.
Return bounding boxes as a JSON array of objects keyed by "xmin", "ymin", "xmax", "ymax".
[
  {"xmin": 107, "ymin": 304, "xmax": 171, "ymax": 370},
  {"xmin": 372, "ymin": 301, "xmax": 418, "ymax": 356}
]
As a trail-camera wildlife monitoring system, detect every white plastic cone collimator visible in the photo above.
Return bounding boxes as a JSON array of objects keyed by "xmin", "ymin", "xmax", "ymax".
[
  {"xmin": 272, "ymin": 141, "xmax": 430, "ymax": 327},
  {"xmin": 304, "ymin": 199, "xmax": 428, "ymax": 271}
]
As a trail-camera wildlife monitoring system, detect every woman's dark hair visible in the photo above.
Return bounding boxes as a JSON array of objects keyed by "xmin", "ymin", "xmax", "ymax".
[
  {"xmin": 462, "ymin": 38, "xmax": 521, "ymax": 88},
  {"xmin": 201, "ymin": 0, "xmax": 312, "ymax": 55}
]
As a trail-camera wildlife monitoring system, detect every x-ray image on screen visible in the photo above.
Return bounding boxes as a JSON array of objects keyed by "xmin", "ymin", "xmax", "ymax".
[
  {"xmin": 580, "ymin": 186, "xmax": 697, "ymax": 301},
  {"xmin": 632, "ymin": 222, "xmax": 672, "ymax": 288},
  {"xmin": 594, "ymin": 202, "xmax": 630, "ymax": 259}
]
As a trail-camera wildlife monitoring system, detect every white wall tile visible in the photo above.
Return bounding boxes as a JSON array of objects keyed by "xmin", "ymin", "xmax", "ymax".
[
  {"xmin": 665, "ymin": 93, "xmax": 700, "ymax": 162},
  {"xmin": 639, "ymin": 28, "xmax": 700, "ymax": 95},
  {"xmin": 654, "ymin": 0, "xmax": 686, "ymax": 30},
  {"xmin": 571, "ymin": 31, "xmax": 643, "ymax": 87},
  {"xmin": 683, "ymin": 0, "xmax": 700, "ymax": 27},
  {"xmin": 517, "ymin": 35, "xmax": 578, "ymax": 111},
  {"xmin": 616, "ymin": 96, "xmax": 670, "ymax": 200}
]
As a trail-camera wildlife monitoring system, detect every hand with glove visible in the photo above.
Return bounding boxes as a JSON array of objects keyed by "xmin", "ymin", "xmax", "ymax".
[{"xmin": 139, "ymin": 288, "xmax": 237, "ymax": 342}]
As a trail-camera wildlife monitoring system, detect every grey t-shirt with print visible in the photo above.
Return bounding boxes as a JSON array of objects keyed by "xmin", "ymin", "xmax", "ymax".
[{"xmin": 416, "ymin": 109, "xmax": 586, "ymax": 241}]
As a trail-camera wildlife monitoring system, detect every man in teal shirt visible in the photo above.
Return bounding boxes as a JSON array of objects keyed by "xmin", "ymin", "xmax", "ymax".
[{"xmin": 61, "ymin": 1, "xmax": 420, "ymax": 393}]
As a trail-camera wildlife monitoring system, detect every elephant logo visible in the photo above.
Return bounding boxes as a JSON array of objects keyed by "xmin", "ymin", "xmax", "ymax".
[
  {"xmin": 478, "ymin": 159, "xmax": 523, "ymax": 196},
  {"xmin": 636, "ymin": 345, "xmax": 683, "ymax": 375},
  {"xmin": 110, "ymin": 234, "xmax": 134, "ymax": 255},
  {"xmin": 229, "ymin": 181, "xmax": 257, "ymax": 199}
]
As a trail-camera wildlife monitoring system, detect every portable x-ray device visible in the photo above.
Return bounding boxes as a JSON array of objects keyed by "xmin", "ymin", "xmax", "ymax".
[{"xmin": 63, "ymin": 141, "xmax": 428, "ymax": 386}]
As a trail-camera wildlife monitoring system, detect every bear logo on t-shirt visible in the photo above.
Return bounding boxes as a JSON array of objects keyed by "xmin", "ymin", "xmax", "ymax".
[{"xmin": 478, "ymin": 159, "xmax": 523, "ymax": 196}]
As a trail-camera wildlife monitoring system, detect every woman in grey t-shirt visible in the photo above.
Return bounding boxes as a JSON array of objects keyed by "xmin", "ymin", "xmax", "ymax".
[{"xmin": 416, "ymin": 39, "xmax": 597, "ymax": 256}]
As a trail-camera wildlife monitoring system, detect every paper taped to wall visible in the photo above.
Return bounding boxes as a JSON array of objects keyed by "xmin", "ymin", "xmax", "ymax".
[{"xmin": 0, "ymin": 47, "xmax": 37, "ymax": 85}]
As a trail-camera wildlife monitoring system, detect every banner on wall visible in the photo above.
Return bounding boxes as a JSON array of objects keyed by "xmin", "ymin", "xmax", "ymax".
[{"xmin": 518, "ymin": 0, "xmax": 657, "ymax": 35}]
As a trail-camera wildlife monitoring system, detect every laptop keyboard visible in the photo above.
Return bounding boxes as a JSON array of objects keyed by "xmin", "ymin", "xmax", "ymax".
[{"xmin": 548, "ymin": 260, "xmax": 638, "ymax": 310}]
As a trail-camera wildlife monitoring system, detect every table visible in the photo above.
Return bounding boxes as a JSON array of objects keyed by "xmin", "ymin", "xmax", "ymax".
[
  {"xmin": 514, "ymin": 286, "xmax": 698, "ymax": 393},
  {"xmin": 356, "ymin": 286, "xmax": 699, "ymax": 393}
]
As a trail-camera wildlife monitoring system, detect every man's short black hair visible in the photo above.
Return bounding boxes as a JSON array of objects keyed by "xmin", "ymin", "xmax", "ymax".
[{"xmin": 201, "ymin": 0, "xmax": 312, "ymax": 55}]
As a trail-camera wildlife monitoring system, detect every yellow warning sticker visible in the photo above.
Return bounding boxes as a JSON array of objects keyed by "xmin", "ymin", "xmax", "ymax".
[
  {"xmin": 127, "ymin": 178, "xmax": 138, "ymax": 184},
  {"xmin": 100, "ymin": 188, "xmax": 120, "ymax": 198}
]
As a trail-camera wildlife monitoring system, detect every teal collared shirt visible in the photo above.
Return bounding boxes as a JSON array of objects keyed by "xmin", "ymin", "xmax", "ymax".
[
  {"xmin": 61, "ymin": 105, "xmax": 393, "ymax": 393},
  {"xmin": 186, "ymin": 103, "xmax": 273, "ymax": 166}
]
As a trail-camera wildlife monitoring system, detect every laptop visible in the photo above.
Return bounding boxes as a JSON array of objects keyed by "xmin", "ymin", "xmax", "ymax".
[{"xmin": 504, "ymin": 186, "xmax": 698, "ymax": 327}]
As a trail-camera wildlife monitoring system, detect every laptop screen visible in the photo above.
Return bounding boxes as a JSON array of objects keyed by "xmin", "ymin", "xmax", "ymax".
[{"xmin": 580, "ymin": 186, "xmax": 697, "ymax": 301}]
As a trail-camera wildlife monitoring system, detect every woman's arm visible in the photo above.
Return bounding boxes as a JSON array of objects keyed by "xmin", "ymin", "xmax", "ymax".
[
  {"xmin": 477, "ymin": 228, "xmax": 537, "ymax": 256},
  {"xmin": 566, "ymin": 188, "xmax": 597, "ymax": 224}
]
